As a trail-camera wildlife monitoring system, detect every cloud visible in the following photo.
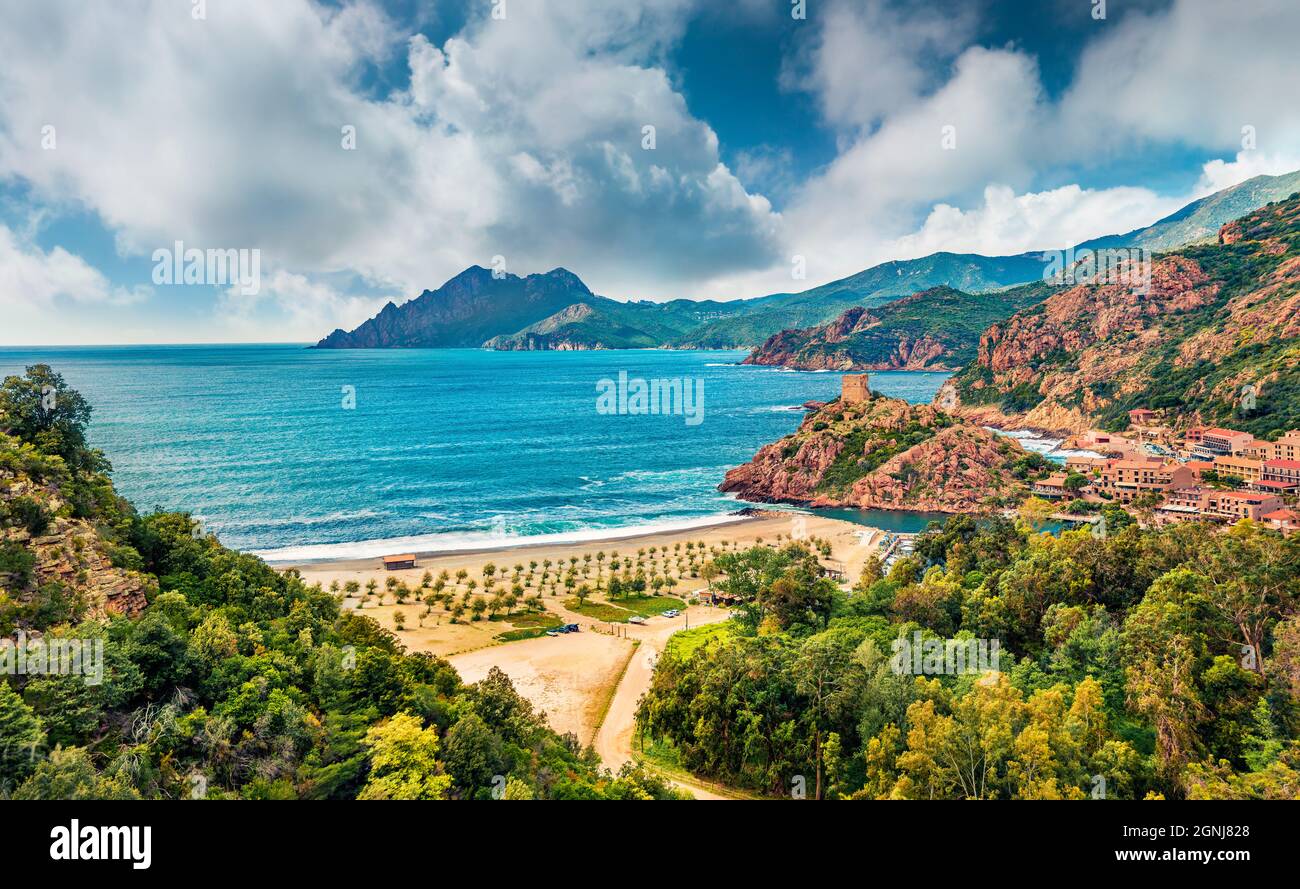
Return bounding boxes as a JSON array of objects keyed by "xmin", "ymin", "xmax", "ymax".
[
  {"xmin": 1057, "ymin": 0, "xmax": 1300, "ymax": 162},
  {"xmin": 218, "ymin": 270, "xmax": 391, "ymax": 342},
  {"xmin": 886, "ymin": 183, "xmax": 1183, "ymax": 259},
  {"xmin": 0, "ymin": 0, "xmax": 781, "ymax": 322},
  {"xmin": 4, "ymin": 0, "xmax": 1300, "ymax": 340},
  {"xmin": 704, "ymin": 0, "xmax": 1300, "ymax": 300},
  {"xmin": 0, "ymin": 224, "xmax": 146, "ymax": 307},
  {"xmin": 781, "ymin": 0, "xmax": 976, "ymax": 132}
]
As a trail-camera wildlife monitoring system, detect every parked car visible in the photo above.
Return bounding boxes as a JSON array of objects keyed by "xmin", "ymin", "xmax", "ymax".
[
  {"xmin": 565, "ymin": 623, "xmax": 579, "ymax": 632},
  {"xmin": 628, "ymin": 615, "xmax": 647, "ymax": 625},
  {"xmin": 662, "ymin": 609, "xmax": 680, "ymax": 618}
]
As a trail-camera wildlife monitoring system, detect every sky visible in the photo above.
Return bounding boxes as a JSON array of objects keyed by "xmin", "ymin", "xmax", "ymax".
[{"xmin": 2, "ymin": 0, "xmax": 1299, "ymax": 345}]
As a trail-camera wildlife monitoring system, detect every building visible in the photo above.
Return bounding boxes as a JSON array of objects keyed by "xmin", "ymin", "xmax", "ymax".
[
  {"xmin": 1032, "ymin": 473, "xmax": 1073, "ymax": 499},
  {"xmin": 1065, "ymin": 455, "xmax": 1105, "ymax": 474},
  {"xmin": 1194, "ymin": 427, "xmax": 1255, "ymax": 457},
  {"xmin": 841, "ymin": 374, "xmax": 871, "ymax": 404},
  {"xmin": 1263, "ymin": 509, "xmax": 1299, "ymax": 537},
  {"xmin": 1260, "ymin": 459, "xmax": 1300, "ymax": 491},
  {"xmin": 1073, "ymin": 430, "xmax": 1142, "ymax": 456},
  {"xmin": 382, "ymin": 554, "xmax": 417, "ymax": 571},
  {"xmin": 1270, "ymin": 431, "xmax": 1300, "ymax": 462},
  {"xmin": 1238, "ymin": 439, "xmax": 1274, "ymax": 460},
  {"xmin": 1185, "ymin": 460, "xmax": 1214, "ymax": 479},
  {"xmin": 1099, "ymin": 460, "xmax": 1195, "ymax": 501},
  {"xmin": 1202, "ymin": 490, "xmax": 1285, "ymax": 522},
  {"xmin": 1129, "ymin": 408, "xmax": 1158, "ymax": 426},
  {"xmin": 1158, "ymin": 488, "xmax": 1285, "ymax": 523},
  {"xmin": 1213, "ymin": 454, "xmax": 1263, "ymax": 482}
]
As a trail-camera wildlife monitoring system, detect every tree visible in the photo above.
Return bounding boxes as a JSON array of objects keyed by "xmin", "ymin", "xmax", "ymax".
[
  {"xmin": 0, "ymin": 682, "xmax": 46, "ymax": 790},
  {"xmin": 0, "ymin": 365, "xmax": 97, "ymax": 469},
  {"xmin": 358, "ymin": 713, "xmax": 452, "ymax": 800},
  {"xmin": 13, "ymin": 746, "xmax": 138, "ymax": 800}
]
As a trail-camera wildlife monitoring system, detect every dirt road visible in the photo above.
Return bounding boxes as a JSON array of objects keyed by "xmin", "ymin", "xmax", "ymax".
[{"xmin": 591, "ymin": 607, "xmax": 737, "ymax": 800}]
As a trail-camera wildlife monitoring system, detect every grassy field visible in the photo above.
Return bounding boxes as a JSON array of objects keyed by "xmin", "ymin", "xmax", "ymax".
[
  {"xmin": 493, "ymin": 610, "xmax": 562, "ymax": 642},
  {"xmin": 663, "ymin": 620, "xmax": 733, "ymax": 658},
  {"xmin": 565, "ymin": 595, "xmax": 687, "ymax": 622}
]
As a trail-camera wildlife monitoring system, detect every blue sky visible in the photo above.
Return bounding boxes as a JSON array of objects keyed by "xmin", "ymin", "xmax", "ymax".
[{"xmin": 1, "ymin": 0, "xmax": 1298, "ymax": 344}]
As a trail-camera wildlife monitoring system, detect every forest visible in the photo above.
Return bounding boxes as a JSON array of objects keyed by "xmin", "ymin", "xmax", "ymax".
[
  {"xmin": 0, "ymin": 365, "xmax": 684, "ymax": 800},
  {"xmin": 636, "ymin": 512, "xmax": 1300, "ymax": 799}
]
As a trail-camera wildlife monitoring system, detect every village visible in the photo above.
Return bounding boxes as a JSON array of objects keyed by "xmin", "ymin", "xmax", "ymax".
[{"xmin": 1029, "ymin": 409, "xmax": 1300, "ymax": 537}]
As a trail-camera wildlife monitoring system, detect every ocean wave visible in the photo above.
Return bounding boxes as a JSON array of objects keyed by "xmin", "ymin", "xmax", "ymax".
[{"xmin": 252, "ymin": 513, "xmax": 752, "ymax": 564}]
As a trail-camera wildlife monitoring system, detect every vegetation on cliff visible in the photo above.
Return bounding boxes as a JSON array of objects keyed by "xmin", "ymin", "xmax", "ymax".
[
  {"xmin": 0, "ymin": 366, "xmax": 682, "ymax": 800},
  {"xmin": 742, "ymin": 284, "xmax": 1052, "ymax": 371},
  {"xmin": 637, "ymin": 516, "xmax": 1300, "ymax": 799},
  {"xmin": 944, "ymin": 193, "xmax": 1300, "ymax": 437},
  {"xmin": 719, "ymin": 391, "xmax": 1051, "ymax": 512}
]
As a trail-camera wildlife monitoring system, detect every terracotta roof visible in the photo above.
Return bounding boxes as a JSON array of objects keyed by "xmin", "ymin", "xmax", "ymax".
[
  {"xmin": 1202, "ymin": 427, "xmax": 1249, "ymax": 438},
  {"xmin": 1264, "ymin": 459, "xmax": 1300, "ymax": 470},
  {"xmin": 382, "ymin": 554, "xmax": 417, "ymax": 562},
  {"xmin": 1263, "ymin": 509, "xmax": 1298, "ymax": 521}
]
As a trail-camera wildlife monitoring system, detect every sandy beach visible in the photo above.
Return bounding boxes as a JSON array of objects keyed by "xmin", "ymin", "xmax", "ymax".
[
  {"xmin": 295, "ymin": 506, "xmax": 883, "ymax": 652},
  {"xmin": 285, "ymin": 508, "xmax": 884, "ymax": 791}
]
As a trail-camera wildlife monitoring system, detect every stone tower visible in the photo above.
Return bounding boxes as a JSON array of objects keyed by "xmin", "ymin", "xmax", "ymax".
[{"xmin": 842, "ymin": 374, "xmax": 870, "ymax": 403}]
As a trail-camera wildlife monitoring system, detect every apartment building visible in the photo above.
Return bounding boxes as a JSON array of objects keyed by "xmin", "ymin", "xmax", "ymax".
[
  {"xmin": 1213, "ymin": 454, "xmax": 1263, "ymax": 482},
  {"xmin": 1100, "ymin": 460, "xmax": 1196, "ymax": 501}
]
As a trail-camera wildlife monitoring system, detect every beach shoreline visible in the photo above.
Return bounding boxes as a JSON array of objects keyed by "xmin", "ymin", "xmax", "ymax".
[{"xmin": 262, "ymin": 509, "xmax": 777, "ymax": 569}]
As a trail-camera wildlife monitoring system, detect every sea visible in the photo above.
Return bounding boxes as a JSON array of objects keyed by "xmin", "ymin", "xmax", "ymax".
[{"xmin": 0, "ymin": 346, "xmax": 951, "ymax": 560}]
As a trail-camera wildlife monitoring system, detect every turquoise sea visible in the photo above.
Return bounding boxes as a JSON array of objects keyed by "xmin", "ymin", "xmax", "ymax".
[{"xmin": 0, "ymin": 346, "xmax": 950, "ymax": 560}]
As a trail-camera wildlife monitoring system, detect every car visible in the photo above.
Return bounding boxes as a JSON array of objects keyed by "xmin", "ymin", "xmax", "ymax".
[
  {"xmin": 628, "ymin": 615, "xmax": 647, "ymax": 625},
  {"xmin": 565, "ymin": 623, "xmax": 579, "ymax": 632},
  {"xmin": 662, "ymin": 609, "xmax": 680, "ymax": 618}
]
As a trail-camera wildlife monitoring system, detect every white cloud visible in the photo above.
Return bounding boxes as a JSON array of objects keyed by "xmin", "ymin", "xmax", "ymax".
[
  {"xmin": 4, "ymin": 0, "xmax": 1300, "ymax": 342},
  {"xmin": 0, "ymin": 0, "xmax": 780, "ymax": 331},
  {"xmin": 218, "ymin": 270, "xmax": 391, "ymax": 343},
  {"xmin": 781, "ymin": 0, "xmax": 976, "ymax": 132},
  {"xmin": 1057, "ymin": 0, "xmax": 1300, "ymax": 162},
  {"xmin": 0, "ymin": 224, "xmax": 146, "ymax": 307},
  {"xmin": 887, "ymin": 183, "xmax": 1183, "ymax": 259}
]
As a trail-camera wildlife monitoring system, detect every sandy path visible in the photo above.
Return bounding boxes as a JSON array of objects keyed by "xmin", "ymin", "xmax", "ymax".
[
  {"xmin": 592, "ymin": 607, "xmax": 735, "ymax": 800},
  {"xmin": 448, "ymin": 629, "xmax": 634, "ymax": 743}
]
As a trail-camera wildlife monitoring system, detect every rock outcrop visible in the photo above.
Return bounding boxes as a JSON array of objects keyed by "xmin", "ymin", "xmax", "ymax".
[
  {"xmin": 1, "ymin": 468, "xmax": 152, "ymax": 623},
  {"xmin": 742, "ymin": 285, "xmax": 1048, "ymax": 372},
  {"xmin": 720, "ymin": 394, "xmax": 1036, "ymax": 513},
  {"xmin": 940, "ymin": 193, "xmax": 1300, "ymax": 438}
]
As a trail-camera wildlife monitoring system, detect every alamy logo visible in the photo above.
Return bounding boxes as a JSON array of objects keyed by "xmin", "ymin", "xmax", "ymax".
[
  {"xmin": 1042, "ymin": 246, "xmax": 1151, "ymax": 295},
  {"xmin": 596, "ymin": 371, "xmax": 704, "ymax": 426},
  {"xmin": 890, "ymin": 632, "xmax": 1001, "ymax": 676},
  {"xmin": 152, "ymin": 240, "xmax": 261, "ymax": 295},
  {"xmin": 1, "ymin": 632, "xmax": 104, "ymax": 686},
  {"xmin": 49, "ymin": 820, "xmax": 151, "ymax": 870}
]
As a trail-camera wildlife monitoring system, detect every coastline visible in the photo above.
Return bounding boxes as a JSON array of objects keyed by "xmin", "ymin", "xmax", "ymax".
[{"xmin": 258, "ymin": 510, "xmax": 774, "ymax": 567}]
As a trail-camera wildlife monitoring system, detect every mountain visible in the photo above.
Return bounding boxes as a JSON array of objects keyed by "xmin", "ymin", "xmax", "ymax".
[
  {"xmin": 316, "ymin": 172, "xmax": 1300, "ymax": 352},
  {"xmin": 742, "ymin": 283, "xmax": 1051, "ymax": 371},
  {"xmin": 484, "ymin": 303, "xmax": 664, "ymax": 350},
  {"xmin": 1077, "ymin": 169, "xmax": 1300, "ymax": 253},
  {"xmin": 718, "ymin": 391, "xmax": 1048, "ymax": 513},
  {"xmin": 937, "ymin": 191, "xmax": 1300, "ymax": 437},
  {"xmin": 314, "ymin": 266, "xmax": 605, "ymax": 348},
  {"xmin": 739, "ymin": 172, "xmax": 1300, "ymax": 371},
  {"xmin": 671, "ymin": 252, "xmax": 1047, "ymax": 348}
]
